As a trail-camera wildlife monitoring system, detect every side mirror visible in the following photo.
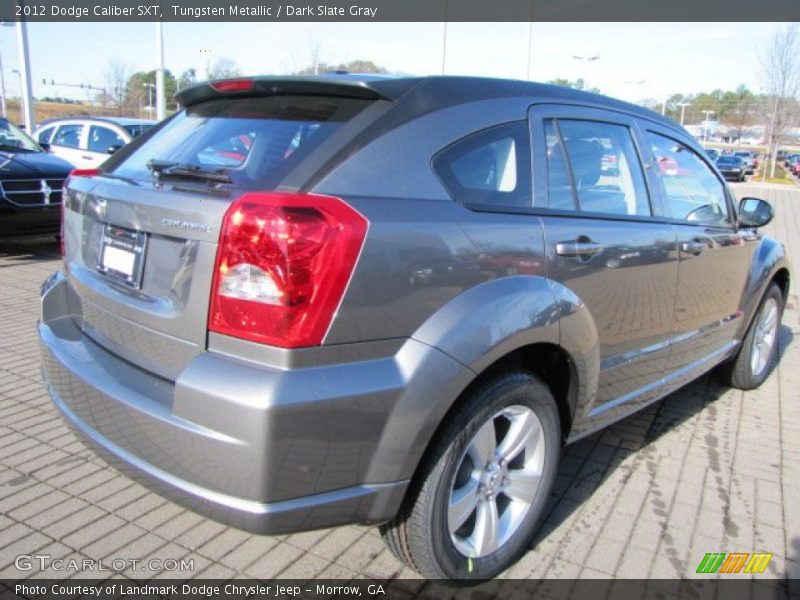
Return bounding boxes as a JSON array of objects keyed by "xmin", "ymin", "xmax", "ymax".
[
  {"xmin": 107, "ymin": 144, "xmax": 123, "ymax": 155},
  {"xmin": 738, "ymin": 197, "xmax": 773, "ymax": 228},
  {"xmin": 39, "ymin": 142, "xmax": 51, "ymax": 152}
]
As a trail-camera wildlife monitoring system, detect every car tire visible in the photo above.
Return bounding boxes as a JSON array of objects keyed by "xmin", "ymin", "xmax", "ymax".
[
  {"xmin": 379, "ymin": 371, "xmax": 560, "ymax": 580},
  {"xmin": 720, "ymin": 283, "xmax": 783, "ymax": 390}
]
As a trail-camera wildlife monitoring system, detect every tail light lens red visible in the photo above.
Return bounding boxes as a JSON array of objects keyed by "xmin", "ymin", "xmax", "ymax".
[
  {"xmin": 209, "ymin": 192, "xmax": 368, "ymax": 348},
  {"xmin": 61, "ymin": 169, "xmax": 100, "ymax": 256}
]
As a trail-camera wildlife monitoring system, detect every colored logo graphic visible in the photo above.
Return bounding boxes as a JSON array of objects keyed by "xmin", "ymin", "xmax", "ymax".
[{"xmin": 696, "ymin": 552, "xmax": 773, "ymax": 574}]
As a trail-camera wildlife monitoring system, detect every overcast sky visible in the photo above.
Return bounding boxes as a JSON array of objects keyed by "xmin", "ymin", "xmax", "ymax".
[{"xmin": 0, "ymin": 22, "xmax": 788, "ymax": 105}]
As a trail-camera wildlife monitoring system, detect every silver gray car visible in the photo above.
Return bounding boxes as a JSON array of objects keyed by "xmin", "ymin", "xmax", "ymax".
[{"xmin": 39, "ymin": 75, "xmax": 789, "ymax": 581}]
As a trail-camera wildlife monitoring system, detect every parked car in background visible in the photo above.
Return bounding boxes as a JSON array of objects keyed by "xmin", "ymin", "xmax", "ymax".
[
  {"xmin": 733, "ymin": 150, "xmax": 757, "ymax": 174},
  {"xmin": 716, "ymin": 155, "xmax": 748, "ymax": 182},
  {"xmin": 0, "ymin": 118, "xmax": 74, "ymax": 237},
  {"xmin": 33, "ymin": 117, "xmax": 156, "ymax": 169},
  {"xmin": 783, "ymin": 154, "xmax": 800, "ymax": 169},
  {"xmin": 705, "ymin": 148, "xmax": 719, "ymax": 162},
  {"xmin": 39, "ymin": 75, "xmax": 789, "ymax": 581}
]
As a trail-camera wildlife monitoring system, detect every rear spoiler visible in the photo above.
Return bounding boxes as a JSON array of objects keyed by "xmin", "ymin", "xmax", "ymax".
[{"xmin": 175, "ymin": 75, "xmax": 420, "ymax": 107}]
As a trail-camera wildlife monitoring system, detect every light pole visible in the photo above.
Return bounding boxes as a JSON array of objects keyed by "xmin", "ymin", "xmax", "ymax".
[
  {"xmin": 677, "ymin": 102, "xmax": 691, "ymax": 126},
  {"xmin": 702, "ymin": 110, "xmax": 715, "ymax": 143},
  {"xmin": 15, "ymin": 13, "xmax": 34, "ymax": 131},
  {"xmin": 440, "ymin": 0, "xmax": 448, "ymax": 75},
  {"xmin": 11, "ymin": 68, "xmax": 22, "ymax": 124},
  {"xmin": 572, "ymin": 54, "xmax": 599, "ymax": 90},
  {"xmin": 155, "ymin": 22, "xmax": 165, "ymax": 121},
  {"xmin": 143, "ymin": 82, "xmax": 155, "ymax": 115}
]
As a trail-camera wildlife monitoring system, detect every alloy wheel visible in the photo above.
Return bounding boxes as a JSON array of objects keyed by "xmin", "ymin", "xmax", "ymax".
[{"xmin": 447, "ymin": 405, "xmax": 545, "ymax": 558}]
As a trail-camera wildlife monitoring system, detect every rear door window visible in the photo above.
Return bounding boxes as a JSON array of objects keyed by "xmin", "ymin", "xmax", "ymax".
[
  {"xmin": 88, "ymin": 126, "xmax": 126, "ymax": 153},
  {"xmin": 112, "ymin": 95, "xmax": 371, "ymax": 190},
  {"xmin": 432, "ymin": 121, "xmax": 532, "ymax": 209},
  {"xmin": 37, "ymin": 126, "xmax": 55, "ymax": 144},
  {"xmin": 52, "ymin": 124, "xmax": 83, "ymax": 148},
  {"xmin": 547, "ymin": 119, "xmax": 651, "ymax": 217}
]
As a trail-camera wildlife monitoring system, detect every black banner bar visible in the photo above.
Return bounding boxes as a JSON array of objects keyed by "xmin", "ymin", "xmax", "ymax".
[
  {"xmin": 0, "ymin": 579, "xmax": 794, "ymax": 600},
  {"xmin": 1, "ymin": 0, "xmax": 800, "ymax": 22}
]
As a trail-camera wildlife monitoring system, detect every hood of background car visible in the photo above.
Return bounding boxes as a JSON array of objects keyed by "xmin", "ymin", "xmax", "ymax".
[{"xmin": 0, "ymin": 151, "xmax": 73, "ymax": 178}]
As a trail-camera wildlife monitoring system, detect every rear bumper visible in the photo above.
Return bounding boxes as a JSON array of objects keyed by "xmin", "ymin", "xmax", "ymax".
[{"xmin": 39, "ymin": 270, "xmax": 472, "ymax": 534}]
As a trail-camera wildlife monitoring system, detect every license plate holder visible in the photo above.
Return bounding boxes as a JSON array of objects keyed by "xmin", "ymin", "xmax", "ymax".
[{"xmin": 97, "ymin": 225, "xmax": 147, "ymax": 289}]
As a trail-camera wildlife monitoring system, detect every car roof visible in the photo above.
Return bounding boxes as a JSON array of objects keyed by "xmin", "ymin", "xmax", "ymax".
[
  {"xmin": 36, "ymin": 116, "xmax": 157, "ymax": 130},
  {"xmin": 176, "ymin": 74, "xmax": 684, "ymax": 134}
]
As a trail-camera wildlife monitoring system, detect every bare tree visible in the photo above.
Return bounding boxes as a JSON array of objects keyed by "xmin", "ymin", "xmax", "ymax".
[
  {"xmin": 104, "ymin": 59, "xmax": 130, "ymax": 115},
  {"xmin": 761, "ymin": 24, "xmax": 800, "ymax": 178},
  {"xmin": 207, "ymin": 58, "xmax": 241, "ymax": 80}
]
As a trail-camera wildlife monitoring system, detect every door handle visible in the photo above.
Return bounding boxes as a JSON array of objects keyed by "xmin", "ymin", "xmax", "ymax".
[
  {"xmin": 555, "ymin": 240, "xmax": 603, "ymax": 257},
  {"xmin": 680, "ymin": 241, "xmax": 705, "ymax": 255},
  {"xmin": 81, "ymin": 155, "xmax": 95, "ymax": 160}
]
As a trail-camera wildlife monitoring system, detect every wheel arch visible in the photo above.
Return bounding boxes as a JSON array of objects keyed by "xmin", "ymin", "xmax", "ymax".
[
  {"xmin": 738, "ymin": 236, "xmax": 791, "ymax": 337},
  {"xmin": 365, "ymin": 276, "xmax": 600, "ymax": 492}
]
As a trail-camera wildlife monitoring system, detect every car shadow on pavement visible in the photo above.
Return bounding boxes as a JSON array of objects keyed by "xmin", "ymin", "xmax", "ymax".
[
  {"xmin": 0, "ymin": 236, "xmax": 60, "ymax": 265},
  {"xmin": 531, "ymin": 323, "xmax": 794, "ymax": 570}
]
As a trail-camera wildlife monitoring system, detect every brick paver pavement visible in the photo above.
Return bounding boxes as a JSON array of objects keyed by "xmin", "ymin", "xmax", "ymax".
[{"xmin": 0, "ymin": 182, "xmax": 797, "ymax": 582}]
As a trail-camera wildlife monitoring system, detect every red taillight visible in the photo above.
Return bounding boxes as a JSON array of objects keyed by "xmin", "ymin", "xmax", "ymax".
[
  {"xmin": 61, "ymin": 169, "xmax": 100, "ymax": 256},
  {"xmin": 209, "ymin": 192, "xmax": 368, "ymax": 348},
  {"xmin": 210, "ymin": 79, "xmax": 254, "ymax": 93}
]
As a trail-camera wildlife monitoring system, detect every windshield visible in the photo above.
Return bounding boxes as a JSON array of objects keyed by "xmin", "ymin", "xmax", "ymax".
[
  {"xmin": 112, "ymin": 95, "xmax": 371, "ymax": 189},
  {"xmin": 717, "ymin": 157, "xmax": 741, "ymax": 165},
  {"xmin": 0, "ymin": 119, "xmax": 42, "ymax": 152}
]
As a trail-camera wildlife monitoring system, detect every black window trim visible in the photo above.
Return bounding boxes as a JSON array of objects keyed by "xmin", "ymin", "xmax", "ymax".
[
  {"xmin": 432, "ymin": 120, "xmax": 533, "ymax": 214},
  {"xmin": 528, "ymin": 104, "xmax": 665, "ymax": 223}
]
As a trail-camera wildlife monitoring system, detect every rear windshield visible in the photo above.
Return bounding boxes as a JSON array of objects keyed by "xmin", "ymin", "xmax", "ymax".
[{"xmin": 111, "ymin": 95, "xmax": 371, "ymax": 189}]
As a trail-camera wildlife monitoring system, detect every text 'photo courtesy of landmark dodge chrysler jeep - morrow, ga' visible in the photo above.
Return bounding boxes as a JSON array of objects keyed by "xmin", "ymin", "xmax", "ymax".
[{"xmin": 39, "ymin": 75, "xmax": 789, "ymax": 581}]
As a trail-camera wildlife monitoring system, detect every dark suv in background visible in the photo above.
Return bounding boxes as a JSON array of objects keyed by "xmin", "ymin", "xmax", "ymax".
[
  {"xmin": 0, "ymin": 118, "xmax": 73, "ymax": 238},
  {"xmin": 39, "ymin": 75, "xmax": 788, "ymax": 581}
]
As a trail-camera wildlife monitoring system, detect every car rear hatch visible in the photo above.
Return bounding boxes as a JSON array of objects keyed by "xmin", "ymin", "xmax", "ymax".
[{"xmin": 61, "ymin": 79, "xmax": 388, "ymax": 381}]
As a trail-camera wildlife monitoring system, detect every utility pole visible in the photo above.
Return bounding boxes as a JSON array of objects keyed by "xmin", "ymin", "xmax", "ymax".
[
  {"xmin": 155, "ymin": 22, "xmax": 166, "ymax": 121},
  {"xmin": 525, "ymin": 21, "xmax": 533, "ymax": 80},
  {"xmin": 441, "ymin": 21, "xmax": 447, "ymax": 75},
  {"xmin": 0, "ymin": 51, "xmax": 6, "ymax": 118},
  {"xmin": 15, "ymin": 5, "xmax": 35, "ymax": 131}
]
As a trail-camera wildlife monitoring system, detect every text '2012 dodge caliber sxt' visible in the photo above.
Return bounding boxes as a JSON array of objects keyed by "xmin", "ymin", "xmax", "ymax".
[{"xmin": 39, "ymin": 75, "xmax": 789, "ymax": 580}]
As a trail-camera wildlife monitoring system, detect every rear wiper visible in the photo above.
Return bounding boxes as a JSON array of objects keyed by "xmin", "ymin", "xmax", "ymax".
[{"xmin": 146, "ymin": 159, "xmax": 232, "ymax": 184}]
